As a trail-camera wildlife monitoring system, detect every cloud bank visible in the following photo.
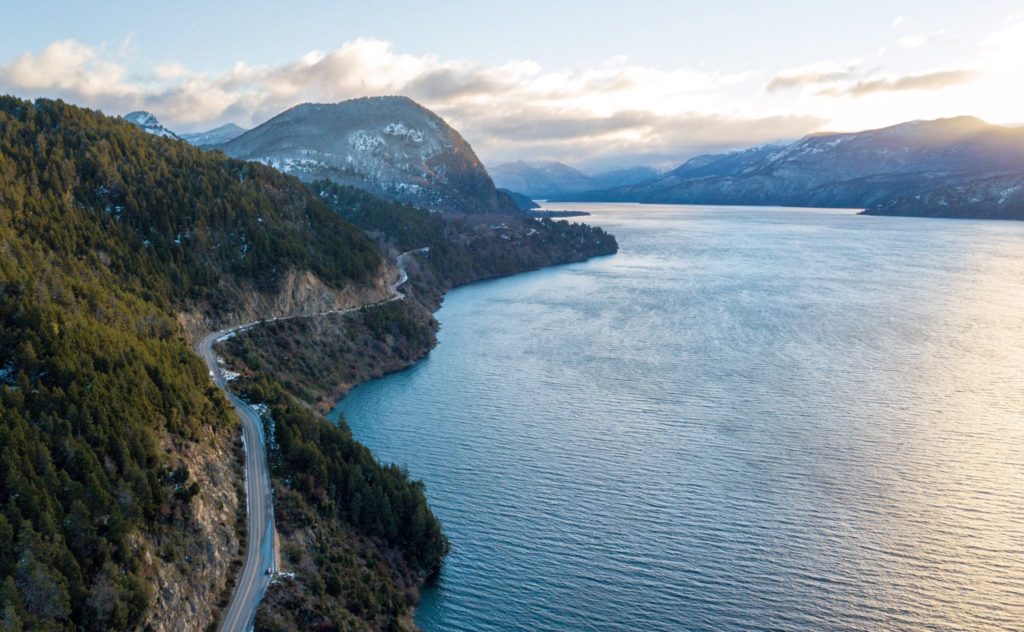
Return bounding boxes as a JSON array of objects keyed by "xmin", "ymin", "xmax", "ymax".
[
  {"xmin": 0, "ymin": 29, "xmax": 999, "ymax": 168},
  {"xmin": 819, "ymin": 69, "xmax": 982, "ymax": 97},
  {"xmin": 0, "ymin": 38, "xmax": 825, "ymax": 167}
]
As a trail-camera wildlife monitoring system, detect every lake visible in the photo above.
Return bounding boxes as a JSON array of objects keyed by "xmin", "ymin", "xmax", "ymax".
[{"xmin": 333, "ymin": 203, "xmax": 1024, "ymax": 631}]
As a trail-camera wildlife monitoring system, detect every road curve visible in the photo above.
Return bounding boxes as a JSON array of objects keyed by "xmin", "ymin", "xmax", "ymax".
[{"xmin": 201, "ymin": 248, "xmax": 425, "ymax": 632}]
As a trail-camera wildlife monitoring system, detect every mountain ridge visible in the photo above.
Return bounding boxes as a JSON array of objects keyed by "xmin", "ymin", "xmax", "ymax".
[
  {"xmin": 490, "ymin": 160, "xmax": 658, "ymax": 197},
  {"xmin": 555, "ymin": 116, "xmax": 1024, "ymax": 219},
  {"xmin": 180, "ymin": 123, "xmax": 248, "ymax": 148}
]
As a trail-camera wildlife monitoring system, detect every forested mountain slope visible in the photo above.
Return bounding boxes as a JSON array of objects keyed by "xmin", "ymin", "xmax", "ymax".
[{"xmin": 0, "ymin": 97, "xmax": 446, "ymax": 631}]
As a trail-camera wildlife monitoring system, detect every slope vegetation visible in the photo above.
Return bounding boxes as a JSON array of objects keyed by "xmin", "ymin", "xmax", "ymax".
[{"xmin": 0, "ymin": 97, "xmax": 445, "ymax": 631}]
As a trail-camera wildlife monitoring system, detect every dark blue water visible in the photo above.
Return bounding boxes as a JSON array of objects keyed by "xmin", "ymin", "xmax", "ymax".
[{"xmin": 333, "ymin": 204, "xmax": 1024, "ymax": 631}]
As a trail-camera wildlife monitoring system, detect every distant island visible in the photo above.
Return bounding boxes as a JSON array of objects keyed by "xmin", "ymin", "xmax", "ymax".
[{"xmin": 528, "ymin": 209, "xmax": 591, "ymax": 218}]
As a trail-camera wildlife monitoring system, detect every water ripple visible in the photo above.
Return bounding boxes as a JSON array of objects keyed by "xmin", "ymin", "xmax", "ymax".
[{"xmin": 336, "ymin": 204, "xmax": 1024, "ymax": 632}]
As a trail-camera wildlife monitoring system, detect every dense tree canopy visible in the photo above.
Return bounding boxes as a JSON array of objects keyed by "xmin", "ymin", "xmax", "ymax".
[
  {"xmin": 313, "ymin": 179, "xmax": 618, "ymax": 287},
  {"xmin": 0, "ymin": 97, "xmax": 381, "ymax": 311},
  {"xmin": 0, "ymin": 97, "xmax": 428, "ymax": 630}
]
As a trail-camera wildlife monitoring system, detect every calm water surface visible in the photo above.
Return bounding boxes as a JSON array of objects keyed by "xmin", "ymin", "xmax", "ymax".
[{"xmin": 333, "ymin": 204, "xmax": 1024, "ymax": 631}]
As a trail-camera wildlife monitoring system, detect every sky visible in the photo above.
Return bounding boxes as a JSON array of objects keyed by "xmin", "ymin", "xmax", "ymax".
[{"xmin": 2, "ymin": 0, "xmax": 1022, "ymax": 170}]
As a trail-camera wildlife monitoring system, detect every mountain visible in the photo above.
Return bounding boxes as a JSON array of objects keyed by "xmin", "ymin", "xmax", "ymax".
[
  {"xmin": 123, "ymin": 110, "xmax": 180, "ymax": 139},
  {"xmin": 664, "ymin": 143, "xmax": 788, "ymax": 180},
  {"xmin": 561, "ymin": 117, "xmax": 1024, "ymax": 219},
  {"xmin": 180, "ymin": 123, "xmax": 247, "ymax": 148},
  {"xmin": 490, "ymin": 160, "xmax": 659, "ymax": 198},
  {"xmin": 0, "ymin": 96, "xmax": 446, "ymax": 631},
  {"xmin": 490, "ymin": 161, "xmax": 595, "ymax": 197},
  {"xmin": 590, "ymin": 165, "xmax": 660, "ymax": 190},
  {"xmin": 0, "ymin": 96, "xmax": 622, "ymax": 631},
  {"xmin": 221, "ymin": 96, "xmax": 519, "ymax": 214}
]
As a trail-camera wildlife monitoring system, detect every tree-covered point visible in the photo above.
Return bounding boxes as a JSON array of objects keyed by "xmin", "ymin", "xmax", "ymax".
[
  {"xmin": 220, "ymin": 299, "xmax": 437, "ymax": 410},
  {"xmin": 236, "ymin": 377, "xmax": 448, "ymax": 630},
  {"xmin": 313, "ymin": 179, "xmax": 618, "ymax": 288},
  {"xmin": 0, "ymin": 97, "xmax": 382, "ymax": 313},
  {"xmin": 240, "ymin": 378, "xmax": 447, "ymax": 571}
]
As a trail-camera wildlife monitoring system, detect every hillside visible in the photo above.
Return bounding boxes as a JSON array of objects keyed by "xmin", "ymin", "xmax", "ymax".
[
  {"xmin": 222, "ymin": 96, "xmax": 520, "ymax": 215},
  {"xmin": 864, "ymin": 173, "xmax": 1024, "ymax": 219},
  {"xmin": 0, "ymin": 97, "xmax": 446, "ymax": 630},
  {"xmin": 561, "ymin": 117, "xmax": 1024, "ymax": 219}
]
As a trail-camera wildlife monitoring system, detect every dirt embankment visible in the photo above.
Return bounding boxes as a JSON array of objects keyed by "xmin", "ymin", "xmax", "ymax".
[{"xmin": 177, "ymin": 261, "xmax": 397, "ymax": 344}]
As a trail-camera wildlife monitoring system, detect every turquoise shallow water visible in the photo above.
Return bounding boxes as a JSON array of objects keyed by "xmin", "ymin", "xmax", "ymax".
[{"xmin": 333, "ymin": 204, "xmax": 1024, "ymax": 631}]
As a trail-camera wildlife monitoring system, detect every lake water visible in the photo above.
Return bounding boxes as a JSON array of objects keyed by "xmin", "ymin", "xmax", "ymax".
[{"xmin": 333, "ymin": 203, "xmax": 1024, "ymax": 631}]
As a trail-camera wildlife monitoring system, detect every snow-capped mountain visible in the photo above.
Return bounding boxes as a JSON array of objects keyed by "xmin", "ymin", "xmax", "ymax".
[
  {"xmin": 123, "ymin": 111, "xmax": 180, "ymax": 139},
  {"xmin": 181, "ymin": 123, "xmax": 247, "ymax": 148},
  {"xmin": 562, "ymin": 117, "xmax": 1024, "ymax": 219},
  {"xmin": 221, "ymin": 96, "xmax": 519, "ymax": 214}
]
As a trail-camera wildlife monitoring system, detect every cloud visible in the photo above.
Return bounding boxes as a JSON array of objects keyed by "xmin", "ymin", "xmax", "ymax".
[
  {"xmin": 153, "ymin": 62, "xmax": 187, "ymax": 80},
  {"xmin": 1, "ymin": 39, "xmax": 134, "ymax": 101},
  {"xmin": 448, "ymin": 103, "xmax": 822, "ymax": 168},
  {"xmin": 818, "ymin": 69, "xmax": 980, "ymax": 97},
  {"xmin": 765, "ymin": 60, "xmax": 860, "ymax": 92},
  {"xmin": 891, "ymin": 16, "xmax": 907, "ymax": 27},
  {"xmin": 898, "ymin": 30, "xmax": 946, "ymax": 48},
  {"xmin": 3, "ymin": 37, "xmax": 802, "ymax": 166}
]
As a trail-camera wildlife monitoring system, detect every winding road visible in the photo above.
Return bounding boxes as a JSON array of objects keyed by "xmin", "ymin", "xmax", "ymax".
[{"xmin": 200, "ymin": 248, "xmax": 426, "ymax": 632}]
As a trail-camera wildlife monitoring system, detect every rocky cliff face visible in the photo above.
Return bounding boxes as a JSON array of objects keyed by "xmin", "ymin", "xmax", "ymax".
[
  {"xmin": 222, "ymin": 96, "xmax": 520, "ymax": 214},
  {"xmin": 177, "ymin": 262, "xmax": 396, "ymax": 342},
  {"xmin": 142, "ymin": 428, "xmax": 244, "ymax": 632}
]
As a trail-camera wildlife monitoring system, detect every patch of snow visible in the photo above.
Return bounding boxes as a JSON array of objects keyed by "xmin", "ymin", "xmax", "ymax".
[
  {"xmin": 351, "ymin": 131, "xmax": 386, "ymax": 152},
  {"xmin": 999, "ymin": 185, "xmax": 1023, "ymax": 204},
  {"xmin": 382, "ymin": 122, "xmax": 425, "ymax": 143}
]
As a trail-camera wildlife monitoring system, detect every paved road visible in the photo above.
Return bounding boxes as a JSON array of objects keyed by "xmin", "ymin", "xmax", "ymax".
[{"xmin": 202, "ymin": 248, "xmax": 425, "ymax": 632}]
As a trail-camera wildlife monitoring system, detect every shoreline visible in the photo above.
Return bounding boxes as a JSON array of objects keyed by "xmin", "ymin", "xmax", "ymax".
[
  {"xmin": 320, "ymin": 249, "xmax": 618, "ymax": 413},
  {"xmin": 211, "ymin": 242, "xmax": 617, "ymax": 628}
]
